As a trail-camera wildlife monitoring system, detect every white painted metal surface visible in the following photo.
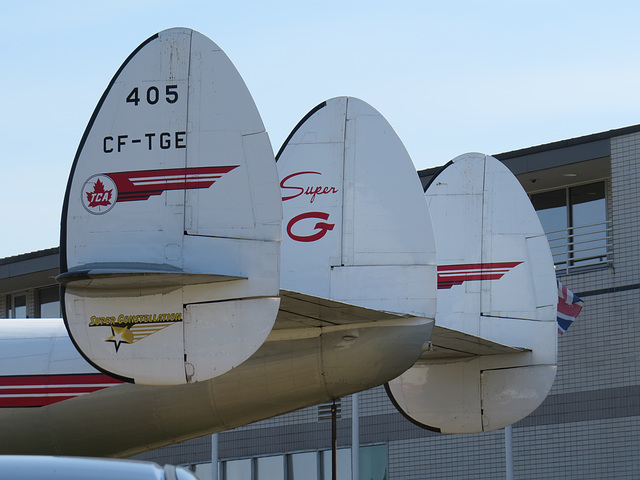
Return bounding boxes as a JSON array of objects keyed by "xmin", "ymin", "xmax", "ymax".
[
  {"xmin": 59, "ymin": 28, "xmax": 281, "ymax": 385},
  {"xmin": 0, "ymin": 319, "xmax": 96, "ymax": 376},
  {"xmin": 277, "ymin": 97, "xmax": 437, "ymax": 320},
  {"xmin": 387, "ymin": 153, "xmax": 557, "ymax": 433}
]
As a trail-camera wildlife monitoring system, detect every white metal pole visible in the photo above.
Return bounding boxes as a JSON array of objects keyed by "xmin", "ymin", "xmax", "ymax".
[
  {"xmin": 505, "ymin": 426, "xmax": 513, "ymax": 480},
  {"xmin": 332, "ymin": 401, "xmax": 337, "ymax": 480},
  {"xmin": 352, "ymin": 393, "xmax": 359, "ymax": 480},
  {"xmin": 211, "ymin": 433, "xmax": 219, "ymax": 480}
]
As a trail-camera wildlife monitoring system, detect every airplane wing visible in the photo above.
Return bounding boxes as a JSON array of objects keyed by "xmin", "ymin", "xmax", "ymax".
[{"xmin": 271, "ymin": 290, "xmax": 429, "ymax": 339}]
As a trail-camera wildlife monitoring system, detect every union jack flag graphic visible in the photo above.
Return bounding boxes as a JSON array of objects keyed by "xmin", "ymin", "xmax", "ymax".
[
  {"xmin": 437, "ymin": 262, "xmax": 522, "ymax": 289},
  {"xmin": 557, "ymin": 280, "xmax": 584, "ymax": 334}
]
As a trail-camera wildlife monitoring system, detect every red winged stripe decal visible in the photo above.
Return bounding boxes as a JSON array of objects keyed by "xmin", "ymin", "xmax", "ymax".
[
  {"xmin": 108, "ymin": 166, "xmax": 238, "ymax": 202},
  {"xmin": 0, "ymin": 374, "xmax": 124, "ymax": 408},
  {"xmin": 437, "ymin": 262, "xmax": 522, "ymax": 289}
]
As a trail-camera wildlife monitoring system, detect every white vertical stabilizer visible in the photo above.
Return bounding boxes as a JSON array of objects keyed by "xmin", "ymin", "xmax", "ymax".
[
  {"xmin": 387, "ymin": 153, "xmax": 557, "ymax": 433},
  {"xmin": 277, "ymin": 97, "xmax": 437, "ymax": 320},
  {"xmin": 59, "ymin": 29, "xmax": 281, "ymax": 385}
]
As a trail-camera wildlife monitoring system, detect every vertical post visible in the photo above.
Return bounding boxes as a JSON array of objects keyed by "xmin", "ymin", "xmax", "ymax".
[
  {"xmin": 211, "ymin": 433, "xmax": 219, "ymax": 480},
  {"xmin": 505, "ymin": 426, "xmax": 513, "ymax": 480},
  {"xmin": 352, "ymin": 393, "xmax": 359, "ymax": 480},
  {"xmin": 332, "ymin": 400, "xmax": 337, "ymax": 480}
]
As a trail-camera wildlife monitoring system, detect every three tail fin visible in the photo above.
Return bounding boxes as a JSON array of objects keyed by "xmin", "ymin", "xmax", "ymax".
[{"xmin": 58, "ymin": 28, "xmax": 558, "ymax": 434}]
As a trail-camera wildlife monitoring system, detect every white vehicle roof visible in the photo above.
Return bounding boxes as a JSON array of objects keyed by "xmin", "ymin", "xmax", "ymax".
[{"xmin": 0, "ymin": 456, "xmax": 197, "ymax": 480}]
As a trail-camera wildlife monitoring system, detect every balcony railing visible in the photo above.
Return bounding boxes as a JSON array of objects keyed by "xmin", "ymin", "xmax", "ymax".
[{"xmin": 545, "ymin": 220, "xmax": 612, "ymax": 275}]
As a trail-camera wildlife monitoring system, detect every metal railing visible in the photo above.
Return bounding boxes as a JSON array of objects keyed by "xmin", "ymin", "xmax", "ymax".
[{"xmin": 545, "ymin": 220, "xmax": 612, "ymax": 275}]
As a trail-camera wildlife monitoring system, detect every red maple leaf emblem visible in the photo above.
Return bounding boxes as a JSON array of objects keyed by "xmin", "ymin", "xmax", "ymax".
[{"xmin": 86, "ymin": 178, "xmax": 113, "ymax": 208}]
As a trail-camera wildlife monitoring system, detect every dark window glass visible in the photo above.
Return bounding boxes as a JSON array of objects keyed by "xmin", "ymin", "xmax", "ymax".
[
  {"xmin": 570, "ymin": 182, "xmax": 607, "ymax": 266},
  {"xmin": 38, "ymin": 286, "xmax": 61, "ymax": 318},
  {"xmin": 6, "ymin": 294, "xmax": 28, "ymax": 319},
  {"xmin": 531, "ymin": 189, "xmax": 569, "ymax": 266},
  {"xmin": 531, "ymin": 181, "xmax": 608, "ymax": 271}
]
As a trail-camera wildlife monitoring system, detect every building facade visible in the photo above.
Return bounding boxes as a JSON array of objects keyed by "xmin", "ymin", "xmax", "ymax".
[{"xmin": 2, "ymin": 124, "xmax": 639, "ymax": 478}]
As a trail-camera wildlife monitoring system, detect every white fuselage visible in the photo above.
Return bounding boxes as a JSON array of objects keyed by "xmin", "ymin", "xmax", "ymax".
[{"xmin": 0, "ymin": 317, "xmax": 429, "ymax": 457}]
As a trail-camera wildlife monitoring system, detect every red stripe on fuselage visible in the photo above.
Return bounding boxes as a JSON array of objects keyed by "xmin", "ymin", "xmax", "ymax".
[
  {"xmin": 437, "ymin": 262, "xmax": 522, "ymax": 289},
  {"xmin": 0, "ymin": 373, "xmax": 124, "ymax": 408}
]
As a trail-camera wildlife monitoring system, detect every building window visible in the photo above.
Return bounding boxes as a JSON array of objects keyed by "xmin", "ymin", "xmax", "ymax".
[
  {"xmin": 223, "ymin": 458, "xmax": 252, "ymax": 480},
  {"xmin": 320, "ymin": 449, "xmax": 351, "ymax": 480},
  {"xmin": 38, "ymin": 286, "xmax": 61, "ymax": 318},
  {"xmin": 358, "ymin": 444, "xmax": 387, "ymax": 480},
  {"xmin": 531, "ymin": 181, "xmax": 610, "ymax": 273},
  {"xmin": 6, "ymin": 293, "xmax": 27, "ymax": 318},
  {"xmin": 256, "ymin": 456, "xmax": 285, "ymax": 478},
  {"xmin": 290, "ymin": 452, "xmax": 318, "ymax": 480},
  {"xmin": 194, "ymin": 445, "xmax": 387, "ymax": 480}
]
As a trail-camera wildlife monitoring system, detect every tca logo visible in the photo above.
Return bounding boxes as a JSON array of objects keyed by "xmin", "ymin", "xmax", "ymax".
[{"xmin": 81, "ymin": 175, "xmax": 117, "ymax": 215}]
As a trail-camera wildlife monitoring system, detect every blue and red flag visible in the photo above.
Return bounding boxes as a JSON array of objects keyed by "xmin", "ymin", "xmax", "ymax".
[{"xmin": 557, "ymin": 280, "xmax": 584, "ymax": 334}]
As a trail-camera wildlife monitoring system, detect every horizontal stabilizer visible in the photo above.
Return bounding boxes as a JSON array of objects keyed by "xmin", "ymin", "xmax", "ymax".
[
  {"xmin": 57, "ymin": 263, "xmax": 244, "ymax": 292},
  {"xmin": 426, "ymin": 325, "xmax": 528, "ymax": 360},
  {"xmin": 270, "ymin": 290, "xmax": 434, "ymax": 395},
  {"xmin": 271, "ymin": 290, "xmax": 426, "ymax": 338}
]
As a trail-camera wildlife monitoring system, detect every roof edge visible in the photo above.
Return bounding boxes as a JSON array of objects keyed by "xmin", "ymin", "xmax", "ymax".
[
  {"xmin": 494, "ymin": 124, "xmax": 640, "ymax": 161},
  {"xmin": 0, "ymin": 247, "xmax": 60, "ymax": 266}
]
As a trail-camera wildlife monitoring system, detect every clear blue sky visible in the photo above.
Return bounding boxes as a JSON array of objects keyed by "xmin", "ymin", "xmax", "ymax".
[{"xmin": 2, "ymin": 0, "xmax": 640, "ymax": 258}]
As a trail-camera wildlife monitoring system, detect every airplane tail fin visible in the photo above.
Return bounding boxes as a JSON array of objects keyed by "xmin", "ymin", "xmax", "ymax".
[
  {"xmin": 59, "ymin": 28, "xmax": 281, "ymax": 385},
  {"xmin": 386, "ymin": 153, "xmax": 557, "ymax": 433},
  {"xmin": 276, "ymin": 97, "xmax": 437, "ymax": 320}
]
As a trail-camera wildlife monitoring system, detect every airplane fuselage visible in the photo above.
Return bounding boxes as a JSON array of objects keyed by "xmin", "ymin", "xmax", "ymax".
[{"xmin": 0, "ymin": 317, "xmax": 429, "ymax": 457}]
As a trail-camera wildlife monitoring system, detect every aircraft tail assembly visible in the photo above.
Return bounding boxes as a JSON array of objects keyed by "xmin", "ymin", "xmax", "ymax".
[
  {"xmin": 273, "ymin": 96, "xmax": 438, "ymax": 393},
  {"xmin": 0, "ymin": 28, "xmax": 564, "ymax": 456},
  {"xmin": 59, "ymin": 28, "xmax": 282, "ymax": 385},
  {"xmin": 386, "ymin": 153, "xmax": 557, "ymax": 433}
]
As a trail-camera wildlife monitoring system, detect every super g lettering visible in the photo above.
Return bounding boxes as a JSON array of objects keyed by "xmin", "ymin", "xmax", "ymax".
[{"xmin": 280, "ymin": 171, "xmax": 339, "ymax": 203}]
